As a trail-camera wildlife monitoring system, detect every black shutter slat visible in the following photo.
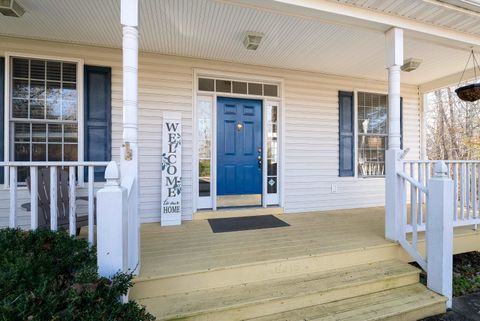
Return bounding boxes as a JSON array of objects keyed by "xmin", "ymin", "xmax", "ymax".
[
  {"xmin": 339, "ymin": 91, "xmax": 355, "ymax": 177},
  {"xmin": 0, "ymin": 58, "xmax": 5, "ymax": 184},
  {"xmin": 84, "ymin": 65, "xmax": 112, "ymax": 182}
]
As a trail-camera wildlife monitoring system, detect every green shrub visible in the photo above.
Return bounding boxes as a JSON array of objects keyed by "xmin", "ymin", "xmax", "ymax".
[{"xmin": 0, "ymin": 228, "xmax": 155, "ymax": 321}]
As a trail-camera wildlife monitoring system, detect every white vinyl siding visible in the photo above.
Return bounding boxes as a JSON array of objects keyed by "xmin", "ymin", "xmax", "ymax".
[{"xmin": 0, "ymin": 36, "xmax": 421, "ymax": 224}]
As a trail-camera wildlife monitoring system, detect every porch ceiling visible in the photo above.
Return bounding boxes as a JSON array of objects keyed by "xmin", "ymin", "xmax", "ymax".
[{"xmin": 0, "ymin": 0, "xmax": 479, "ymax": 85}]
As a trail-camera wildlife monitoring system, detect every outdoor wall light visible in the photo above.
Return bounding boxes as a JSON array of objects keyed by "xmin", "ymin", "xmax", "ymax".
[
  {"xmin": 0, "ymin": 0, "xmax": 25, "ymax": 17},
  {"xmin": 243, "ymin": 32, "xmax": 264, "ymax": 50},
  {"xmin": 401, "ymin": 58, "xmax": 422, "ymax": 72}
]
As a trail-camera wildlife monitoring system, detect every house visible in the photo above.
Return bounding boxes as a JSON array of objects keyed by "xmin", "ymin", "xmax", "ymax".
[{"xmin": 2, "ymin": 0, "xmax": 480, "ymax": 320}]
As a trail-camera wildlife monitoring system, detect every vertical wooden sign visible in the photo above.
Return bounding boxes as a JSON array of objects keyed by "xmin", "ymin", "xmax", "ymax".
[{"xmin": 161, "ymin": 112, "xmax": 182, "ymax": 226}]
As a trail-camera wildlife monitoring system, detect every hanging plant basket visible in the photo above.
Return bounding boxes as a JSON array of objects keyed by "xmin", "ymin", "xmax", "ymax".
[
  {"xmin": 456, "ymin": 49, "xmax": 480, "ymax": 102},
  {"xmin": 455, "ymin": 83, "xmax": 480, "ymax": 102}
]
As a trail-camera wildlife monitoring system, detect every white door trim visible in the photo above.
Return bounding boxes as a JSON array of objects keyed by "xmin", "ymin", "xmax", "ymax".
[{"xmin": 192, "ymin": 68, "xmax": 284, "ymax": 214}]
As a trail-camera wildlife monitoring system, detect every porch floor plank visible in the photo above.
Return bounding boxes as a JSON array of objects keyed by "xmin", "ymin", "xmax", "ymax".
[{"xmin": 138, "ymin": 207, "xmax": 480, "ymax": 280}]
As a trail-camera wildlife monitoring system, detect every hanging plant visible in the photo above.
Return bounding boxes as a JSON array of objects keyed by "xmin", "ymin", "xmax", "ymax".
[{"xmin": 456, "ymin": 49, "xmax": 480, "ymax": 102}]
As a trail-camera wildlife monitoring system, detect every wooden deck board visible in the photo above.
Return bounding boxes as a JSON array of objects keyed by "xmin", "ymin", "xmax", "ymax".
[{"xmin": 139, "ymin": 207, "xmax": 480, "ymax": 280}]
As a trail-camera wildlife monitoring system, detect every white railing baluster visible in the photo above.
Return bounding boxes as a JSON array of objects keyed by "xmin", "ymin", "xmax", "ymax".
[
  {"xmin": 50, "ymin": 166, "xmax": 58, "ymax": 231},
  {"xmin": 467, "ymin": 163, "xmax": 471, "ymax": 219},
  {"xmin": 418, "ymin": 162, "xmax": 423, "ymax": 225},
  {"xmin": 412, "ymin": 185, "xmax": 418, "ymax": 248},
  {"xmin": 88, "ymin": 166, "xmax": 95, "ymax": 245},
  {"xmin": 460, "ymin": 163, "xmax": 465, "ymax": 220},
  {"xmin": 473, "ymin": 164, "xmax": 477, "ymax": 219},
  {"xmin": 9, "ymin": 167, "xmax": 17, "ymax": 228},
  {"xmin": 30, "ymin": 166, "xmax": 38, "ymax": 230},
  {"xmin": 410, "ymin": 164, "xmax": 415, "ymax": 227},
  {"xmin": 454, "ymin": 163, "xmax": 458, "ymax": 221},
  {"xmin": 69, "ymin": 166, "xmax": 76, "ymax": 236}
]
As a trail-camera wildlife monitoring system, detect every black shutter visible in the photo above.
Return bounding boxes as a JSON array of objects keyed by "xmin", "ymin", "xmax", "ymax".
[
  {"xmin": 339, "ymin": 91, "xmax": 355, "ymax": 177},
  {"xmin": 84, "ymin": 65, "xmax": 112, "ymax": 182},
  {"xmin": 0, "ymin": 58, "xmax": 4, "ymax": 184},
  {"xmin": 400, "ymin": 97, "xmax": 404, "ymax": 150}
]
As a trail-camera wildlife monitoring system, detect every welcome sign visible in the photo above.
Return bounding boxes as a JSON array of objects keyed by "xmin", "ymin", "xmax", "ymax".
[{"xmin": 161, "ymin": 112, "xmax": 182, "ymax": 226}]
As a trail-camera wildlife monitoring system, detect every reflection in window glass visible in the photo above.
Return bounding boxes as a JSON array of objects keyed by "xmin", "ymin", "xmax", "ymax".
[
  {"xmin": 216, "ymin": 80, "xmax": 231, "ymax": 93},
  {"xmin": 198, "ymin": 99, "xmax": 212, "ymax": 197},
  {"xmin": 266, "ymin": 105, "xmax": 278, "ymax": 194},
  {"xmin": 10, "ymin": 57, "xmax": 79, "ymax": 183},
  {"xmin": 357, "ymin": 92, "xmax": 388, "ymax": 177}
]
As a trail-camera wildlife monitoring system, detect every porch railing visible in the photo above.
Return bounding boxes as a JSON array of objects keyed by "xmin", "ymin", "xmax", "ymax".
[
  {"xmin": 404, "ymin": 160, "xmax": 480, "ymax": 231},
  {"xmin": 396, "ymin": 160, "xmax": 454, "ymax": 308},
  {"xmin": 2, "ymin": 161, "xmax": 110, "ymax": 245}
]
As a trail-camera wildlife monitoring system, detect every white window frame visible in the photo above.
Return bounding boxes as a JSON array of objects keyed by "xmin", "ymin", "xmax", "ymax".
[
  {"xmin": 192, "ymin": 69, "xmax": 284, "ymax": 213},
  {"xmin": 354, "ymin": 89, "xmax": 389, "ymax": 179},
  {"xmin": 4, "ymin": 52, "xmax": 84, "ymax": 185}
]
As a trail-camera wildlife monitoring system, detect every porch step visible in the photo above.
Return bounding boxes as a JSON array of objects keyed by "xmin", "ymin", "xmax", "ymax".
[
  {"xmin": 249, "ymin": 284, "xmax": 446, "ymax": 321},
  {"xmin": 131, "ymin": 243, "xmax": 400, "ymax": 298},
  {"xmin": 135, "ymin": 260, "xmax": 445, "ymax": 321},
  {"xmin": 193, "ymin": 206, "xmax": 283, "ymax": 220}
]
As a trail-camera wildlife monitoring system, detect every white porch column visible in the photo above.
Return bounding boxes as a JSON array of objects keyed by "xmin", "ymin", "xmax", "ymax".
[
  {"xmin": 385, "ymin": 28, "xmax": 404, "ymax": 241},
  {"xmin": 121, "ymin": 0, "xmax": 140, "ymax": 273}
]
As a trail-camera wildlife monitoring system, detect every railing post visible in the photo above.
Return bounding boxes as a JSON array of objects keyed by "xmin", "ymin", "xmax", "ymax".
[
  {"xmin": 97, "ymin": 161, "xmax": 128, "ymax": 278},
  {"xmin": 427, "ymin": 161, "xmax": 454, "ymax": 308}
]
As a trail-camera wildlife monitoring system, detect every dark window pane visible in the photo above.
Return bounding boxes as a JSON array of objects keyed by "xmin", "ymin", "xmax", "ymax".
[
  {"xmin": 64, "ymin": 124, "xmax": 78, "ymax": 143},
  {"xmin": 248, "ymin": 83, "xmax": 262, "ymax": 95},
  {"xmin": 199, "ymin": 159, "xmax": 210, "ymax": 197},
  {"xmin": 62, "ymin": 63, "xmax": 77, "ymax": 82},
  {"xmin": 32, "ymin": 124, "xmax": 46, "ymax": 142},
  {"xmin": 48, "ymin": 144, "xmax": 62, "ymax": 161},
  {"xmin": 32, "ymin": 144, "xmax": 46, "ymax": 161},
  {"xmin": 14, "ymin": 143, "xmax": 30, "ymax": 161},
  {"xmin": 216, "ymin": 80, "xmax": 231, "ymax": 93},
  {"xmin": 12, "ymin": 99, "xmax": 28, "ymax": 118},
  {"xmin": 17, "ymin": 167, "xmax": 29, "ymax": 184},
  {"xmin": 14, "ymin": 123, "xmax": 30, "ymax": 142},
  {"xmin": 30, "ymin": 60, "xmax": 45, "ymax": 80},
  {"xmin": 47, "ymin": 61, "xmax": 61, "ymax": 81},
  {"xmin": 30, "ymin": 80, "xmax": 45, "ymax": 100},
  {"xmin": 12, "ymin": 79, "xmax": 28, "ymax": 99},
  {"xmin": 198, "ymin": 78, "xmax": 214, "ymax": 91},
  {"xmin": 232, "ymin": 81, "xmax": 247, "ymax": 94},
  {"xmin": 267, "ymin": 160, "xmax": 277, "ymax": 176},
  {"xmin": 267, "ymin": 177, "xmax": 277, "ymax": 194},
  {"xmin": 48, "ymin": 124, "xmax": 62, "ymax": 142},
  {"xmin": 64, "ymin": 144, "xmax": 78, "ymax": 161},
  {"xmin": 30, "ymin": 100, "xmax": 45, "ymax": 119},
  {"xmin": 264, "ymin": 84, "xmax": 278, "ymax": 97},
  {"xmin": 12, "ymin": 58, "xmax": 29, "ymax": 78}
]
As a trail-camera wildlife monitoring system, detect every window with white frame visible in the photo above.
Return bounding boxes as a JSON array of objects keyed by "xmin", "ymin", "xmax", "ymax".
[
  {"xmin": 10, "ymin": 57, "xmax": 79, "ymax": 180},
  {"xmin": 357, "ymin": 92, "xmax": 388, "ymax": 177}
]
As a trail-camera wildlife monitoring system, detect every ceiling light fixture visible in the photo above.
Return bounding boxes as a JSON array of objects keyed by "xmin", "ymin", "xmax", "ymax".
[
  {"xmin": 0, "ymin": 0, "xmax": 25, "ymax": 17},
  {"xmin": 243, "ymin": 32, "xmax": 264, "ymax": 51},
  {"xmin": 401, "ymin": 58, "xmax": 423, "ymax": 72}
]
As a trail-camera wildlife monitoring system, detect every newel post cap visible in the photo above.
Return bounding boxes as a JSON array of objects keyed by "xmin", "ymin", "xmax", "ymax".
[
  {"xmin": 104, "ymin": 161, "xmax": 120, "ymax": 186},
  {"xmin": 434, "ymin": 161, "xmax": 448, "ymax": 177}
]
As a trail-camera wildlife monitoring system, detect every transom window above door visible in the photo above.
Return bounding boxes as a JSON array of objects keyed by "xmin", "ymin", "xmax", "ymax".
[
  {"xmin": 198, "ymin": 77, "xmax": 279, "ymax": 97},
  {"xmin": 9, "ymin": 57, "xmax": 79, "ymax": 181}
]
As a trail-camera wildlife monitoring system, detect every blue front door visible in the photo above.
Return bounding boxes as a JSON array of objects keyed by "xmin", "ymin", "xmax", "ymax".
[{"xmin": 217, "ymin": 97, "xmax": 262, "ymax": 196}]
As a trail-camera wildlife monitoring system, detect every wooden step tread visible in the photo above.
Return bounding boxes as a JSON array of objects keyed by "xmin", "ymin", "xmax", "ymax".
[
  {"xmin": 249, "ymin": 284, "xmax": 446, "ymax": 321},
  {"xmin": 138, "ymin": 260, "xmax": 420, "ymax": 320}
]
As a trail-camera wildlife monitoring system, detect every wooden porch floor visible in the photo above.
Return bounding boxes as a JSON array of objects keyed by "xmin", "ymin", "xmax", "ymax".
[{"xmin": 139, "ymin": 207, "xmax": 480, "ymax": 280}]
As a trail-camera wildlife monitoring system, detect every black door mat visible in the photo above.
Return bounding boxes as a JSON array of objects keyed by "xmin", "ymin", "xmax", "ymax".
[{"xmin": 208, "ymin": 215, "xmax": 290, "ymax": 233}]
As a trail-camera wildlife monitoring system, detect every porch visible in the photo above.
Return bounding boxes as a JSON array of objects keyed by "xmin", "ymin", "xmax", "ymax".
[{"xmin": 131, "ymin": 207, "xmax": 480, "ymax": 320}]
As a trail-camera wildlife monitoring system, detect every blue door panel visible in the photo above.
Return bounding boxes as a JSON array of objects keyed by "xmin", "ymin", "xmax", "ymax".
[{"xmin": 217, "ymin": 97, "xmax": 262, "ymax": 196}]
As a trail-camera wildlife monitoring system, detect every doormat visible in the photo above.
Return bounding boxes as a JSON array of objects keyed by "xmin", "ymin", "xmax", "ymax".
[{"xmin": 208, "ymin": 215, "xmax": 290, "ymax": 233}]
